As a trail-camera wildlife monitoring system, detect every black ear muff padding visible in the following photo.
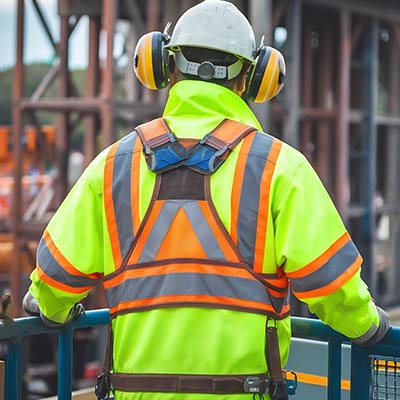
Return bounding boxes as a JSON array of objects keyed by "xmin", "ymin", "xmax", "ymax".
[
  {"xmin": 246, "ymin": 46, "xmax": 286, "ymax": 103},
  {"xmin": 134, "ymin": 31, "xmax": 169, "ymax": 90},
  {"xmin": 151, "ymin": 31, "xmax": 169, "ymax": 89}
]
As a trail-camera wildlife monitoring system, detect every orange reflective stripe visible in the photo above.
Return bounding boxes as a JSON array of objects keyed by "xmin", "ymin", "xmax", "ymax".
[
  {"xmin": 104, "ymin": 263, "xmax": 254, "ymax": 289},
  {"xmin": 43, "ymin": 230, "xmax": 100, "ymax": 280},
  {"xmin": 286, "ymin": 232, "xmax": 351, "ymax": 279},
  {"xmin": 197, "ymin": 200, "xmax": 240, "ymax": 262},
  {"xmin": 294, "ymin": 254, "xmax": 362, "ymax": 299},
  {"xmin": 110, "ymin": 294, "xmax": 288, "ymax": 316},
  {"xmin": 36, "ymin": 263, "xmax": 91, "ymax": 294},
  {"xmin": 104, "ymin": 143, "xmax": 122, "ymax": 269},
  {"xmin": 211, "ymin": 119, "xmax": 252, "ymax": 144},
  {"xmin": 131, "ymin": 138, "xmax": 142, "ymax": 234},
  {"xmin": 136, "ymin": 118, "xmax": 169, "ymax": 143},
  {"xmin": 295, "ymin": 372, "xmax": 350, "ymax": 390},
  {"xmin": 231, "ymin": 132, "xmax": 256, "ymax": 245},
  {"xmin": 127, "ymin": 200, "xmax": 165, "ymax": 264},
  {"xmin": 253, "ymin": 139, "xmax": 282, "ymax": 273}
]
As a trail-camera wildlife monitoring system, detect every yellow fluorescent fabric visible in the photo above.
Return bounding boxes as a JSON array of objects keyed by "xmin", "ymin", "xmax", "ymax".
[{"xmin": 28, "ymin": 79, "xmax": 381, "ymax": 400}]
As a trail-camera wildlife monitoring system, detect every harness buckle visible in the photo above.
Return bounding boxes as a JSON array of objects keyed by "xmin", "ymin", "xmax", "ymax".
[
  {"xmin": 95, "ymin": 372, "xmax": 112, "ymax": 400},
  {"xmin": 243, "ymin": 376, "xmax": 269, "ymax": 394}
]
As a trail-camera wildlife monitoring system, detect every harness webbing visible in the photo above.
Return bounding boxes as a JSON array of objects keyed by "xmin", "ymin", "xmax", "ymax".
[
  {"xmin": 97, "ymin": 118, "xmax": 289, "ymax": 400},
  {"xmin": 135, "ymin": 117, "xmax": 256, "ymax": 174}
]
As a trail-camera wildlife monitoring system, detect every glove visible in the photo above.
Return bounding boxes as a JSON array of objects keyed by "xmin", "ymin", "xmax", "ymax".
[
  {"xmin": 40, "ymin": 303, "xmax": 85, "ymax": 328},
  {"xmin": 22, "ymin": 292, "xmax": 85, "ymax": 328},
  {"xmin": 355, "ymin": 306, "xmax": 392, "ymax": 347},
  {"xmin": 22, "ymin": 292, "xmax": 40, "ymax": 316}
]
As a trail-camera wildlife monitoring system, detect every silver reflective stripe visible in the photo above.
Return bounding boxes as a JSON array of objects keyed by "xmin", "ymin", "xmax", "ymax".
[
  {"xmin": 237, "ymin": 132, "xmax": 273, "ymax": 266},
  {"xmin": 139, "ymin": 201, "xmax": 181, "ymax": 263},
  {"xmin": 112, "ymin": 132, "xmax": 137, "ymax": 261},
  {"xmin": 105, "ymin": 272, "xmax": 272, "ymax": 309},
  {"xmin": 37, "ymin": 238, "xmax": 98, "ymax": 288},
  {"xmin": 139, "ymin": 200, "xmax": 226, "ymax": 263},
  {"xmin": 183, "ymin": 201, "xmax": 225, "ymax": 260},
  {"xmin": 290, "ymin": 240, "xmax": 359, "ymax": 293}
]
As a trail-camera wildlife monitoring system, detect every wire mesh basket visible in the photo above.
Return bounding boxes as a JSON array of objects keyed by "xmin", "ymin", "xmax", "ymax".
[{"xmin": 370, "ymin": 356, "xmax": 400, "ymax": 399}]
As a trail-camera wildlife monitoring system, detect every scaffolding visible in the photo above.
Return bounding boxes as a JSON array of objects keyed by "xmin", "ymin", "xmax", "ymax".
[{"xmin": 10, "ymin": 0, "xmax": 400, "ymax": 315}]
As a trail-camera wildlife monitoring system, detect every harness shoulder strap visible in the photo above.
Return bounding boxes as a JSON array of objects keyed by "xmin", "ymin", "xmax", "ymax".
[
  {"xmin": 136, "ymin": 118, "xmax": 172, "ymax": 149},
  {"xmin": 188, "ymin": 119, "xmax": 256, "ymax": 173},
  {"xmin": 201, "ymin": 118, "xmax": 256, "ymax": 155},
  {"xmin": 135, "ymin": 118, "xmax": 257, "ymax": 174}
]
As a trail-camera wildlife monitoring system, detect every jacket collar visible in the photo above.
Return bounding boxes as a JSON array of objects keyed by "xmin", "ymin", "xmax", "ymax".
[{"xmin": 162, "ymin": 80, "xmax": 262, "ymax": 139}]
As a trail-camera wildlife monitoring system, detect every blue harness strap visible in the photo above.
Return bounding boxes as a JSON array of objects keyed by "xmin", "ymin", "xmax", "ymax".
[{"xmin": 135, "ymin": 118, "xmax": 256, "ymax": 174}]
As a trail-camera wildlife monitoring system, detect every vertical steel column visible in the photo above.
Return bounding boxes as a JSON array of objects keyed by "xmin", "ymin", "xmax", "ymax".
[
  {"xmin": 317, "ymin": 27, "xmax": 333, "ymax": 190},
  {"xmin": 11, "ymin": 0, "xmax": 25, "ymax": 316},
  {"xmin": 300, "ymin": 24, "xmax": 313, "ymax": 161},
  {"xmin": 335, "ymin": 10, "xmax": 351, "ymax": 219},
  {"xmin": 361, "ymin": 19, "xmax": 379, "ymax": 295},
  {"xmin": 249, "ymin": 0, "xmax": 272, "ymax": 130},
  {"xmin": 101, "ymin": 0, "xmax": 117, "ymax": 147},
  {"xmin": 283, "ymin": 0, "xmax": 301, "ymax": 148},
  {"xmin": 84, "ymin": 16, "xmax": 101, "ymax": 167},
  {"xmin": 55, "ymin": 15, "xmax": 70, "ymax": 204},
  {"xmin": 388, "ymin": 23, "xmax": 400, "ymax": 303}
]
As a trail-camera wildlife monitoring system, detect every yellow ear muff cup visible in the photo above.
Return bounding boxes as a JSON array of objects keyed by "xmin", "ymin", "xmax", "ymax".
[
  {"xmin": 134, "ymin": 32, "xmax": 169, "ymax": 90},
  {"xmin": 247, "ymin": 46, "xmax": 286, "ymax": 103}
]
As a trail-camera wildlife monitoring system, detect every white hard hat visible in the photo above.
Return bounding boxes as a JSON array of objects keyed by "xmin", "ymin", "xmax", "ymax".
[{"xmin": 165, "ymin": 0, "xmax": 256, "ymax": 62}]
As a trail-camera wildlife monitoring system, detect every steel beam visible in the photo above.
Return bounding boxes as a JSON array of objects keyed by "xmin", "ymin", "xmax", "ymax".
[
  {"xmin": 388, "ymin": 23, "xmax": 400, "ymax": 304},
  {"xmin": 54, "ymin": 15, "xmax": 70, "ymax": 204},
  {"xmin": 11, "ymin": 0, "xmax": 25, "ymax": 317},
  {"xmin": 249, "ymin": 0, "xmax": 272, "ymax": 129},
  {"xmin": 84, "ymin": 16, "xmax": 101, "ymax": 166},
  {"xmin": 300, "ymin": 24, "xmax": 313, "ymax": 162},
  {"xmin": 101, "ymin": 0, "xmax": 117, "ymax": 147},
  {"xmin": 282, "ymin": 0, "xmax": 301, "ymax": 148},
  {"xmin": 360, "ymin": 18, "xmax": 379, "ymax": 296},
  {"xmin": 303, "ymin": 0, "xmax": 400, "ymax": 24},
  {"xmin": 335, "ymin": 10, "xmax": 351, "ymax": 219},
  {"xmin": 317, "ymin": 26, "xmax": 333, "ymax": 191}
]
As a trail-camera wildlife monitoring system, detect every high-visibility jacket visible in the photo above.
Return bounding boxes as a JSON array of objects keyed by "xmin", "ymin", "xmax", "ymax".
[{"xmin": 28, "ymin": 80, "xmax": 381, "ymax": 400}]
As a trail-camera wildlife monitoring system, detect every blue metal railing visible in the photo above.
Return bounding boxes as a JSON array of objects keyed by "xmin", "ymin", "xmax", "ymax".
[{"xmin": 0, "ymin": 310, "xmax": 399, "ymax": 400}]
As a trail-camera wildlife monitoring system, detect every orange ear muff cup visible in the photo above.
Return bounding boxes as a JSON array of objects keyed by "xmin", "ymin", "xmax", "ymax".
[
  {"xmin": 246, "ymin": 46, "xmax": 286, "ymax": 103},
  {"xmin": 134, "ymin": 32, "xmax": 169, "ymax": 90}
]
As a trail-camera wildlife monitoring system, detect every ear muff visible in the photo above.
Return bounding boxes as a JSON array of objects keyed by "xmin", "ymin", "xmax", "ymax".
[
  {"xmin": 246, "ymin": 46, "xmax": 286, "ymax": 103},
  {"xmin": 134, "ymin": 31, "xmax": 169, "ymax": 90}
]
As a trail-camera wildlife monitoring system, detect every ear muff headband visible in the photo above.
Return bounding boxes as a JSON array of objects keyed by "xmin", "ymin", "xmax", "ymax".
[
  {"xmin": 247, "ymin": 46, "xmax": 286, "ymax": 103},
  {"xmin": 134, "ymin": 31, "xmax": 169, "ymax": 90}
]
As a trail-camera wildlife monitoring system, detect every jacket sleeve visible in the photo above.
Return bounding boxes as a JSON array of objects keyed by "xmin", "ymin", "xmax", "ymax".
[
  {"xmin": 273, "ymin": 155, "xmax": 390, "ymax": 345},
  {"xmin": 27, "ymin": 149, "xmax": 113, "ymax": 324}
]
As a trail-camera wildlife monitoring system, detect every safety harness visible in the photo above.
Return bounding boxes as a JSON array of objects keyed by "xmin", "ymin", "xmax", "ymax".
[{"xmin": 96, "ymin": 118, "xmax": 294, "ymax": 400}]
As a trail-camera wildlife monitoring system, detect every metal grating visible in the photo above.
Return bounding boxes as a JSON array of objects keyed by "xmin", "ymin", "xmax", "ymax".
[{"xmin": 370, "ymin": 356, "xmax": 400, "ymax": 399}]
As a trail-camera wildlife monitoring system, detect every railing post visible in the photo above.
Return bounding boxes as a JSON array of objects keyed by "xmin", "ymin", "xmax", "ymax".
[
  {"xmin": 327, "ymin": 339, "xmax": 343, "ymax": 400},
  {"xmin": 350, "ymin": 344, "xmax": 371, "ymax": 400},
  {"xmin": 58, "ymin": 326, "xmax": 74, "ymax": 400},
  {"xmin": 5, "ymin": 338, "xmax": 23, "ymax": 400}
]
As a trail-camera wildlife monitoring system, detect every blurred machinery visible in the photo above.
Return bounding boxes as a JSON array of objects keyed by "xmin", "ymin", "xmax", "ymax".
[{"xmin": 7, "ymin": 0, "xmax": 400, "ymax": 317}]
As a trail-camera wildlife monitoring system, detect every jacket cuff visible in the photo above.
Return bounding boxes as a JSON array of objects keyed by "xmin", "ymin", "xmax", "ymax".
[{"xmin": 352, "ymin": 306, "xmax": 392, "ymax": 346}]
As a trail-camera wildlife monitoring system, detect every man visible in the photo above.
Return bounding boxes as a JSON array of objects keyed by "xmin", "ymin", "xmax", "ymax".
[{"xmin": 23, "ymin": 1, "xmax": 391, "ymax": 399}]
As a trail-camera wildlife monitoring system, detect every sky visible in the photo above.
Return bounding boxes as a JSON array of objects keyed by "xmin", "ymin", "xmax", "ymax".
[{"xmin": 0, "ymin": 0, "xmax": 89, "ymax": 70}]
